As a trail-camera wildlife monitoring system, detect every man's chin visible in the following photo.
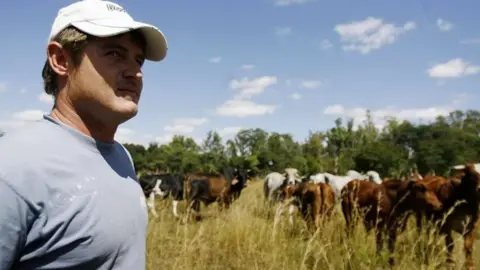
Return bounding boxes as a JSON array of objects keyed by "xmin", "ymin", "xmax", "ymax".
[{"xmin": 112, "ymin": 102, "xmax": 139, "ymax": 120}]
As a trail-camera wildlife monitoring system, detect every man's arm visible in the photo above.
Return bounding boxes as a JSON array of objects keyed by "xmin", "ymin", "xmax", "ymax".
[{"xmin": 0, "ymin": 178, "xmax": 35, "ymax": 269}]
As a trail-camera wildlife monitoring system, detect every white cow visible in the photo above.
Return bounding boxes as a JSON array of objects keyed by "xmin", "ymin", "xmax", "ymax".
[
  {"xmin": 263, "ymin": 172, "xmax": 286, "ymax": 202},
  {"xmin": 310, "ymin": 171, "xmax": 376, "ymax": 200},
  {"xmin": 452, "ymin": 163, "xmax": 480, "ymax": 173},
  {"xmin": 346, "ymin": 170, "xmax": 382, "ymax": 184},
  {"xmin": 310, "ymin": 170, "xmax": 381, "ymax": 188},
  {"xmin": 263, "ymin": 168, "xmax": 302, "ymax": 201},
  {"xmin": 346, "ymin": 170, "xmax": 366, "ymax": 179},
  {"xmin": 366, "ymin": 170, "xmax": 382, "ymax": 184},
  {"xmin": 264, "ymin": 168, "xmax": 301, "ymax": 226}
]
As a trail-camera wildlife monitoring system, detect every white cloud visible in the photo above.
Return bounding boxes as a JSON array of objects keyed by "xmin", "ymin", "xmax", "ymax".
[
  {"xmin": 39, "ymin": 92, "xmax": 54, "ymax": 105},
  {"xmin": 115, "ymin": 127, "xmax": 136, "ymax": 143},
  {"xmin": 320, "ymin": 39, "xmax": 333, "ymax": 50},
  {"xmin": 19, "ymin": 88, "xmax": 27, "ymax": 94},
  {"xmin": 241, "ymin": 64, "xmax": 255, "ymax": 70},
  {"xmin": 299, "ymin": 80, "xmax": 322, "ymax": 89},
  {"xmin": 171, "ymin": 117, "xmax": 208, "ymax": 126},
  {"xmin": 334, "ymin": 17, "xmax": 416, "ymax": 54},
  {"xmin": 13, "ymin": 110, "xmax": 44, "ymax": 121},
  {"xmin": 209, "ymin": 56, "xmax": 222, "ymax": 64},
  {"xmin": 154, "ymin": 134, "xmax": 202, "ymax": 146},
  {"xmin": 460, "ymin": 38, "xmax": 480, "ymax": 45},
  {"xmin": 164, "ymin": 124, "xmax": 195, "ymax": 134},
  {"xmin": 155, "ymin": 134, "xmax": 174, "ymax": 145},
  {"xmin": 274, "ymin": 0, "xmax": 313, "ymax": 6},
  {"xmin": 229, "ymin": 76, "xmax": 278, "ymax": 100},
  {"xmin": 0, "ymin": 109, "xmax": 46, "ymax": 132},
  {"xmin": 427, "ymin": 58, "xmax": 480, "ymax": 79},
  {"xmin": 218, "ymin": 75, "xmax": 278, "ymax": 118},
  {"xmin": 114, "ymin": 128, "xmax": 151, "ymax": 147},
  {"xmin": 323, "ymin": 104, "xmax": 455, "ymax": 129},
  {"xmin": 153, "ymin": 117, "xmax": 209, "ymax": 145},
  {"xmin": 275, "ymin": 27, "xmax": 292, "ymax": 36},
  {"xmin": 436, "ymin": 18, "xmax": 454, "ymax": 32},
  {"xmin": 162, "ymin": 117, "xmax": 208, "ymax": 135},
  {"xmin": 115, "ymin": 128, "xmax": 155, "ymax": 147},
  {"xmin": 0, "ymin": 82, "xmax": 7, "ymax": 92},
  {"xmin": 216, "ymin": 100, "xmax": 276, "ymax": 118},
  {"xmin": 290, "ymin": 92, "xmax": 303, "ymax": 100},
  {"xmin": 216, "ymin": 126, "xmax": 243, "ymax": 137}
]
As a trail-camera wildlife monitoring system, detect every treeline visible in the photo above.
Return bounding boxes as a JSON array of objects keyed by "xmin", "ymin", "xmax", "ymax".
[{"xmin": 124, "ymin": 109, "xmax": 480, "ymax": 178}]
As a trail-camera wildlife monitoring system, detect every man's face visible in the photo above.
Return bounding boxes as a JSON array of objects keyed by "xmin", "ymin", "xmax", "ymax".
[{"xmin": 67, "ymin": 32, "xmax": 146, "ymax": 124}]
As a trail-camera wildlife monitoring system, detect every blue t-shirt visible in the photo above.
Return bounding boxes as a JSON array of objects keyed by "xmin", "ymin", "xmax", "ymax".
[{"xmin": 0, "ymin": 115, "xmax": 148, "ymax": 269}]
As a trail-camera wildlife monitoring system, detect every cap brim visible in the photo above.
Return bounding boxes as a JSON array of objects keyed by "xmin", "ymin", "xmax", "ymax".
[{"xmin": 72, "ymin": 20, "xmax": 168, "ymax": 62}]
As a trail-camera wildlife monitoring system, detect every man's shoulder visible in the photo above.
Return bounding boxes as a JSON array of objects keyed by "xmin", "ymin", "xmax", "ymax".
[
  {"xmin": 0, "ymin": 120, "xmax": 72, "ymax": 177},
  {"xmin": 115, "ymin": 142, "xmax": 135, "ymax": 170},
  {"xmin": 0, "ymin": 120, "xmax": 61, "ymax": 152}
]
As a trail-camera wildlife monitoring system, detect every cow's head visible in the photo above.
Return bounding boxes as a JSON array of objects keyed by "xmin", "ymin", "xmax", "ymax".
[
  {"xmin": 231, "ymin": 168, "xmax": 247, "ymax": 186},
  {"xmin": 152, "ymin": 178, "xmax": 169, "ymax": 199},
  {"xmin": 282, "ymin": 180, "xmax": 304, "ymax": 202},
  {"xmin": 455, "ymin": 163, "xmax": 480, "ymax": 195},
  {"xmin": 284, "ymin": 168, "xmax": 300, "ymax": 185},
  {"xmin": 450, "ymin": 164, "xmax": 477, "ymax": 179},
  {"xmin": 366, "ymin": 171, "xmax": 382, "ymax": 184},
  {"xmin": 230, "ymin": 168, "xmax": 248, "ymax": 200},
  {"xmin": 403, "ymin": 180, "xmax": 442, "ymax": 212}
]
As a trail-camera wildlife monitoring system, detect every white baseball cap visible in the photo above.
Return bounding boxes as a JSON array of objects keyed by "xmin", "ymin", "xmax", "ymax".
[{"xmin": 49, "ymin": 0, "xmax": 168, "ymax": 61}]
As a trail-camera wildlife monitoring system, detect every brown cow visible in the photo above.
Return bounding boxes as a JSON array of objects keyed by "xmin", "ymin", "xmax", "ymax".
[
  {"xmin": 183, "ymin": 168, "xmax": 247, "ymax": 222},
  {"xmin": 341, "ymin": 178, "xmax": 442, "ymax": 266},
  {"xmin": 340, "ymin": 179, "xmax": 380, "ymax": 236},
  {"xmin": 414, "ymin": 164, "xmax": 480, "ymax": 269},
  {"xmin": 284, "ymin": 182, "xmax": 336, "ymax": 232},
  {"xmin": 410, "ymin": 175, "xmax": 455, "ymax": 231}
]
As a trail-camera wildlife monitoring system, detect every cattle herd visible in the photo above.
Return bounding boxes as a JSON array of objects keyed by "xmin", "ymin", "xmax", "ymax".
[{"xmin": 139, "ymin": 163, "xmax": 480, "ymax": 270}]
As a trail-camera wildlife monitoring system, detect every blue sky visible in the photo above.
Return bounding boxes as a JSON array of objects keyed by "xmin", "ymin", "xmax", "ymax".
[{"xmin": 0, "ymin": 0, "xmax": 479, "ymax": 146}]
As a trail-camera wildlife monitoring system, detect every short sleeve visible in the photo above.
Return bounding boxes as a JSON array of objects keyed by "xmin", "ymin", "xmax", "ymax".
[
  {"xmin": 119, "ymin": 144, "xmax": 136, "ymax": 173},
  {"xmin": 0, "ymin": 178, "xmax": 34, "ymax": 269}
]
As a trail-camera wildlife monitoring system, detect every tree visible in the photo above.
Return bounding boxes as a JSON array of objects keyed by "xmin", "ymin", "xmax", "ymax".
[{"xmin": 122, "ymin": 109, "xmax": 480, "ymax": 179}]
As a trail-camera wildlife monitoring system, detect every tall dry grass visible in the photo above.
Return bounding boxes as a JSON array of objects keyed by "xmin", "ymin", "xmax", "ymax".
[{"xmin": 146, "ymin": 180, "xmax": 479, "ymax": 270}]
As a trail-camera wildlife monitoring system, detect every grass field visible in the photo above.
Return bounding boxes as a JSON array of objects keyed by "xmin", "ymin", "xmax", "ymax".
[{"xmin": 146, "ymin": 179, "xmax": 479, "ymax": 270}]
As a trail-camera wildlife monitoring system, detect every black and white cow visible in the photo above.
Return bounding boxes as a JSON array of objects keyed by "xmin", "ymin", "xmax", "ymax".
[{"xmin": 139, "ymin": 173, "xmax": 184, "ymax": 218}]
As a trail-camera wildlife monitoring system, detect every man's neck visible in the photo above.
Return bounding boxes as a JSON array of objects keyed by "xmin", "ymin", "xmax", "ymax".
[{"xmin": 50, "ymin": 100, "xmax": 117, "ymax": 143}]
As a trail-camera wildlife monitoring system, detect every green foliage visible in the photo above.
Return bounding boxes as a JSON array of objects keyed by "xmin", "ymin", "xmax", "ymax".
[{"xmin": 123, "ymin": 109, "xmax": 480, "ymax": 177}]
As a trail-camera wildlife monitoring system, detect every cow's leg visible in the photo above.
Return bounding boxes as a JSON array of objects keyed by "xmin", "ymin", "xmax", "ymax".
[
  {"xmin": 223, "ymin": 194, "xmax": 231, "ymax": 210},
  {"xmin": 464, "ymin": 224, "xmax": 478, "ymax": 270},
  {"xmin": 147, "ymin": 192, "xmax": 157, "ymax": 217},
  {"xmin": 274, "ymin": 202, "xmax": 284, "ymax": 224},
  {"xmin": 172, "ymin": 200, "xmax": 179, "ymax": 218},
  {"xmin": 445, "ymin": 232, "xmax": 455, "ymax": 266},
  {"xmin": 415, "ymin": 212, "xmax": 423, "ymax": 233},
  {"xmin": 183, "ymin": 199, "xmax": 195, "ymax": 224},
  {"xmin": 288, "ymin": 204, "xmax": 295, "ymax": 227},
  {"xmin": 375, "ymin": 221, "xmax": 385, "ymax": 256},
  {"xmin": 192, "ymin": 200, "xmax": 202, "ymax": 221},
  {"xmin": 387, "ymin": 224, "xmax": 398, "ymax": 266}
]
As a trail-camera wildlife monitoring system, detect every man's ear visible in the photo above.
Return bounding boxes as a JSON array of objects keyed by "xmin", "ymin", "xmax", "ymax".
[{"xmin": 46, "ymin": 41, "xmax": 70, "ymax": 77}]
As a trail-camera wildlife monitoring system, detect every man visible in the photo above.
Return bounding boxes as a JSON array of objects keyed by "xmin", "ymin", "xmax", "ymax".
[{"xmin": 0, "ymin": 0, "xmax": 167, "ymax": 269}]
